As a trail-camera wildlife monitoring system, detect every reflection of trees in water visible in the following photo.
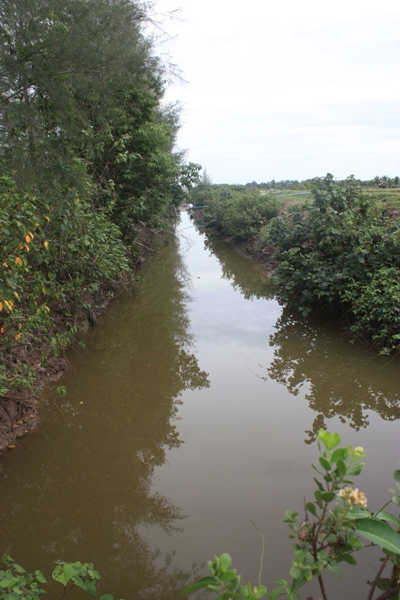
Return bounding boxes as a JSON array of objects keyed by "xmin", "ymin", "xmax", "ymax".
[
  {"xmin": 265, "ymin": 306, "xmax": 400, "ymax": 437},
  {"xmin": 0, "ymin": 233, "xmax": 209, "ymax": 599},
  {"xmin": 203, "ymin": 236, "xmax": 275, "ymax": 301}
]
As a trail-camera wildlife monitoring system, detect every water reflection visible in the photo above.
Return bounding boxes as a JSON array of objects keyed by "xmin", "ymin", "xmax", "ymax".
[
  {"xmin": 264, "ymin": 306, "xmax": 400, "ymax": 436},
  {"xmin": 0, "ymin": 230, "xmax": 209, "ymax": 598},
  {"xmin": 203, "ymin": 236, "xmax": 275, "ymax": 301}
]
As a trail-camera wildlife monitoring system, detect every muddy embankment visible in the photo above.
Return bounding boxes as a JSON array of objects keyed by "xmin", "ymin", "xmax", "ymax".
[
  {"xmin": 0, "ymin": 226, "xmax": 162, "ymax": 453},
  {"xmin": 190, "ymin": 208, "xmax": 278, "ymax": 274}
]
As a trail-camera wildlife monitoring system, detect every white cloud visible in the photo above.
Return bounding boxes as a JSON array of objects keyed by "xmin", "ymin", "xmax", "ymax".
[{"xmin": 156, "ymin": 0, "xmax": 400, "ymax": 182}]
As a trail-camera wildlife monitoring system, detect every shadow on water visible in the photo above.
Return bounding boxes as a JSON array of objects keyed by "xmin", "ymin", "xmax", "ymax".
[
  {"xmin": 203, "ymin": 235, "xmax": 275, "ymax": 301},
  {"xmin": 0, "ymin": 228, "xmax": 209, "ymax": 599},
  {"xmin": 263, "ymin": 305, "xmax": 400, "ymax": 440},
  {"xmin": 201, "ymin": 227, "xmax": 400, "ymax": 441}
]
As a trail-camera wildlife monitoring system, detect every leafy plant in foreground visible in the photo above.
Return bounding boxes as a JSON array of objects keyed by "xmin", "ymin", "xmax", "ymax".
[
  {"xmin": 181, "ymin": 430, "xmax": 400, "ymax": 600},
  {"xmin": 0, "ymin": 556, "xmax": 121, "ymax": 600}
]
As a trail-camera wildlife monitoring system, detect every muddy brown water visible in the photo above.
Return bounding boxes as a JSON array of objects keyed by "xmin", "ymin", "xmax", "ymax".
[{"xmin": 1, "ymin": 211, "xmax": 400, "ymax": 599}]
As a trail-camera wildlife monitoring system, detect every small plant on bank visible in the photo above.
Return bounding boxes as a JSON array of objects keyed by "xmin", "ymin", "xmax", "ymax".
[{"xmin": 181, "ymin": 429, "xmax": 400, "ymax": 600}]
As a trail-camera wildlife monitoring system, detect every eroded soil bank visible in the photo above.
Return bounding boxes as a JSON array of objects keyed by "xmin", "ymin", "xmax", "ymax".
[{"xmin": 190, "ymin": 208, "xmax": 278, "ymax": 273}]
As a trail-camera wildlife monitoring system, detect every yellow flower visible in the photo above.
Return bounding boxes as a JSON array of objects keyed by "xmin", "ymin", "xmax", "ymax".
[{"xmin": 338, "ymin": 487, "xmax": 367, "ymax": 507}]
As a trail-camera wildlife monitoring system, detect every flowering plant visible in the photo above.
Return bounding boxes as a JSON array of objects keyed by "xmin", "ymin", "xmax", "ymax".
[{"xmin": 181, "ymin": 430, "xmax": 400, "ymax": 600}]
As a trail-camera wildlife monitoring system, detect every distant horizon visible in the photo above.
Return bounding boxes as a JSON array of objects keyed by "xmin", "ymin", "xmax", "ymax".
[{"xmin": 198, "ymin": 174, "xmax": 399, "ymax": 186}]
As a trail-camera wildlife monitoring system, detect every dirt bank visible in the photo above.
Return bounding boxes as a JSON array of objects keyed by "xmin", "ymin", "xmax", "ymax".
[{"xmin": 189, "ymin": 208, "xmax": 278, "ymax": 273}]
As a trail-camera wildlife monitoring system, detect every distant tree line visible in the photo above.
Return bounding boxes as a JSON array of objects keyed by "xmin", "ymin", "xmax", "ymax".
[{"xmin": 244, "ymin": 176, "xmax": 400, "ymax": 190}]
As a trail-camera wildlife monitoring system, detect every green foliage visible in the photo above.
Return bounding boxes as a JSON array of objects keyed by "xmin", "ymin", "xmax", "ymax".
[
  {"xmin": 181, "ymin": 553, "xmax": 267, "ymax": 600},
  {"xmin": 0, "ymin": 556, "xmax": 120, "ymax": 600},
  {"xmin": 201, "ymin": 187, "xmax": 279, "ymax": 240},
  {"xmin": 183, "ymin": 431, "xmax": 400, "ymax": 600},
  {"xmin": 0, "ymin": 0, "xmax": 197, "ymax": 417},
  {"xmin": 269, "ymin": 174, "xmax": 400, "ymax": 352},
  {"xmin": 52, "ymin": 560, "xmax": 100, "ymax": 598},
  {"xmin": 0, "ymin": 174, "xmax": 129, "ymax": 397},
  {"xmin": 0, "ymin": 555, "xmax": 46, "ymax": 600}
]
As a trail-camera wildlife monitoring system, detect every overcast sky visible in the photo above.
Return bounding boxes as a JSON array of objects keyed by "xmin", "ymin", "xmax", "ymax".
[{"xmin": 154, "ymin": 0, "xmax": 400, "ymax": 184}]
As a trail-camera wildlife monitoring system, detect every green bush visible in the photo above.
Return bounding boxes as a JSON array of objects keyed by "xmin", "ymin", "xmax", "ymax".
[
  {"xmin": 0, "ymin": 175, "xmax": 129, "ymax": 397},
  {"xmin": 202, "ymin": 188, "xmax": 278, "ymax": 240},
  {"xmin": 269, "ymin": 174, "xmax": 400, "ymax": 351}
]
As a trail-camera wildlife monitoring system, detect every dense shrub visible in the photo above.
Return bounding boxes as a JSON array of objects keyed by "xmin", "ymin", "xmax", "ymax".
[
  {"xmin": 202, "ymin": 188, "xmax": 279, "ymax": 240},
  {"xmin": 0, "ymin": 175, "xmax": 129, "ymax": 397},
  {"xmin": 269, "ymin": 174, "xmax": 400, "ymax": 352}
]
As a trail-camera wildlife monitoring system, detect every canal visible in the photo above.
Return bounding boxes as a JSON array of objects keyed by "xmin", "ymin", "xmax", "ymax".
[{"xmin": 1, "ymin": 210, "xmax": 399, "ymax": 599}]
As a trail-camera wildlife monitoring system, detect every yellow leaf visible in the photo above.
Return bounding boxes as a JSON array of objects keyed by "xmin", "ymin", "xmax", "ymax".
[
  {"xmin": 4, "ymin": 299, "xmax": 13, "ymax": 312},
  {"xmin": 45, "ymin": 215, "xmax": 50, "ymax": 222},
  {"xmin": 25, "ymin": 234, "xmax": 31, "ymax": 243},
  {"xmin": 15, "ymin": 333, "xmax": 22, "ymax": 340},
  {"xmin": 25, "ymin": 245, "xmax": 30, "ymax": 252},
  {"xmin": 34, "ymin": 222, "xmax": 39, "ymax": 227},
  {"xmin": 3, "ymin": 262, "xmax": 8, "ymax": 268},
  {"xmin": 43, "ymin": 241, "xmax": 49, "ymax": 248},
  {"xmin": 15, "ymin": 257, "xmax": 22, "ymax": 265},
  {"xmin": 0, "ymin": 302, "xmax": 3, "ymax": 311},
  {"xmin": 45, "ymin": 306, "xmax": 50, "ymax": 312},
  {"xmin": 28, "ymin": 231, "xmax": 34, "ymax": 239}
]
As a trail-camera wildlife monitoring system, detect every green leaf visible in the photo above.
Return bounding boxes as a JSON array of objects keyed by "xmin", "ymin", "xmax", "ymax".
[
  {"xmin": 13, "ymin": 564, "xmax": 26, "ymax": 574},
  {"xmin": 268, "ymin": 587, "xmax": 283, "ymax": 600},
  {"xmin": 313, "ymin": 477, "xmax": 324, "ymax": 492},
  {"xmin": 335, "ymin": 459, "xmax": 346, "ymax": 477},
  {"xmin": 331, "ymin": 448, "xmax": 349, "ymax": 463},
  {"xmin": 180, "ymin": 577, "xmax": 219, "ymax": 596},
  {"xmin": 319, "ymin": 492, "xmax": 336, "ymax": 502},
  {"xmin": 373, "ymin": 510, "xmax": 400, "ymax": 527},
  {"xmin": 35, "ymin": 570, "xmax": 47, "ymax": 583},
  {"xmin": 347, "ymin": 463, "xmax": 365, "ymax": 476},
  {"xmin": 84, "ymin": 578, "xmax": 97, "ymax": 598},
  {"xmin": 99, "ymin": 595, "xmax": 114, "ymax": 600},
  {"xmin": 355, "ymin": 519, "xmax": 400, "ymax": 554},
  {"xmin": 305, "ymin": 502, "xmax": 317, "ymax": 517},
  {"xmin": 52, "ymin": 563, "xmax": 75, "ymax": 586},
  {"xmin": 219, "ymin": 554, "xmax": 232, "ymax": 570},
  {"xmin": 341, "ymin": 554, "xmax": 357, "ymax": 565},
  {"xmin": 319, "ymin": 457, "xmax": 331, "ymax": 471},
  {"xmin": 348, "ymin": 506, "xmax": 371, "ymax": 520},
  {"xmin": 318, "ymin": 430, "xmax": 341, "ymax": 450},
  {"xmin": 326, "ymin": 561, "xmax": 341, "ymax": 577},
  {"xmin": 0, "ymin": 578, "xmax": 19, "ymax": 589},
  {"xmin": 394, "ymin": 470, "xmax": 400, "ymax": 483}
]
